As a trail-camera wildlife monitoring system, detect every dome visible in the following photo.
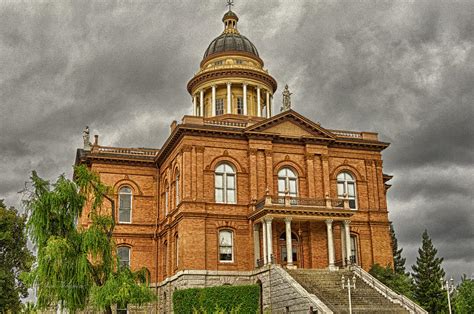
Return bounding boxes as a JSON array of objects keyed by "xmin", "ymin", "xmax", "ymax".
[{"xmin": 203, "ymin": 33, "xmax": 259, "ymax": 59}]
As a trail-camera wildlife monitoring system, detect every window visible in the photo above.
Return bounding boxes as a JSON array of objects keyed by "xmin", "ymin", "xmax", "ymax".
[
  {"xmin": 164, "ymin": 181, "xmax": 169, "ymax": 216},
  {"xmin": 175, "ymin": 234, "xmax": 179, "ymax": 268},
  {"xmin": 216, "ymin": 98, "xmax": 224, "ymax": 115},
  {"xmin": 215, "ymin": 163, "xmax": 236, "ymax": 204},
  {"xmin": 118, "ymin": 186, "xmax": 132, "ymax": 223},
  {"xmin": 350, "ymin": 235, "xmax": 358, "ymax": 264},
  {"xmin": 235, "ymin": 59, "xmax": 243, "ymax": 64},
  {"xmin": 219, "ymin": 230, "xmax": 233, "ymax": 262},
  {"xmin": 214, "ymin": 60, "xmax": 223, "ymax": 66},
  {"xmin": 175, "ymin": 171, "xmax": 180, "ymax": 206},
  {"xmin": 237, "ymin": 97, "xmax": 244, "ymax": 114},
  {"xmin": 279, "ymin": 232, "xmax": 298, "ymax": 263},
  {"xmin": 117, "ymin": 246, "xmax": 130, "ymax": 267},
  {"xmin": 163, "ymin": 241, "xmax": 167, "ymax": 276},
  {"xmin": 337, "ymin": 172, "xmax": 357, "ymax": 209},
  {"xmin": 277, "ymin": 168, "xmax": 298, "ymax": 197}
]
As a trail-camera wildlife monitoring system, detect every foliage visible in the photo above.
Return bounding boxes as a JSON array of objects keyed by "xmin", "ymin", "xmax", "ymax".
[
  {"xmin": 411, "ymin": 229, "xmax": 447, "ymax": 313},
  {"xmin": 24, "ymin": 165, "xmax": 154, "ymax": 313},
  {"xmin": 390, "ymin": 222, "xmax": 406, "ymax": 275},
  {"xmin": 453, "ymin": 276, "xmax": 474, "ymax": 314},
  {"xmin": 0, "ymin": 200, "xmax": 34, "ymax": 313},
  {"xmin": 173, "ymin": 284, "xmax": 260, "ymax": 314},
  {"xmin": 369, "ymin": 264, "xmax": 414, "ymax": 298}
]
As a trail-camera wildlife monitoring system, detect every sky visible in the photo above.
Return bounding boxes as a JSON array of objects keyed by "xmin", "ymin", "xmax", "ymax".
[{"xmin": 1, "ymin": 0, "xmax": 473, "ymax": 280}]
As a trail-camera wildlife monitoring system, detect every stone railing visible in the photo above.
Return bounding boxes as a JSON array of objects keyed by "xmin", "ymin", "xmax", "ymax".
[
  {"xmin": 94, "ymin": 146, "xmax": 159, "ymax": 157},
  {"xmin": 352, "ymin": 265, "xmax": 427, "ymax": 314},
  {"xmin": 331, "ymin": 130, "xmax": 363, "ymax": 138},
  {"xmin": 255, "ymin": 195, "xmax": 350, "ymax": 210},
  {"xmin": 204, "ymin": 119, "xmax": 248, "ymax": 128}
]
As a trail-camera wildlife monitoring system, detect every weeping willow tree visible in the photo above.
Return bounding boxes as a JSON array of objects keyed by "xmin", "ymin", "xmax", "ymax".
[{"xmin": 24, "ymin": 165, "xmax": 155, "ymax": 313}]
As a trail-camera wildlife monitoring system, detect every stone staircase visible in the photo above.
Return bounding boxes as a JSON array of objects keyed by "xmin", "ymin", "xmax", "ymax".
[{"xmin": 287, "ymin": 269, "xmax": 409, "ymax": 314}]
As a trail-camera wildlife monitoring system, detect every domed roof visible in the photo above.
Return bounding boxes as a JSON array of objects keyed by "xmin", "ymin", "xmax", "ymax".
[{"xmin": 203, "ymin": 33, "xmax": 259, "ymax": 59}]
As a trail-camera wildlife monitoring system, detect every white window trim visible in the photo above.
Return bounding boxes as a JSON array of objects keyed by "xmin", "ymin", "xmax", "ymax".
[
  {"xmin": 215, "ymin": 163, "xmax": 237, "ymax": 204},
  {"xmin": 337, "ymin": 172, "xmax": 358, "ymax": 210},
  {"xmin": 118, "ymin": 186, "xmax": 133, "ymax": 224},
  {"xmin": 117, "ymin": 246, "xmax": 131, "ymax": 267},
  {"xmin": 219, "ymin": 230, "xmax": 234, "ymax": 263},
  {"xmin": 277, "ymin": 168, "xmax": 298, "ymax": 197}
]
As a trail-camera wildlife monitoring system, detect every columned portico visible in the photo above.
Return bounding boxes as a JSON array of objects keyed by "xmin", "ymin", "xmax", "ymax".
[
  {"xmin": 343, "ymin": 220, "xmax": 351, "ymax": 265},
  {"xmin": 226, "ymin": 82, "xmax": 232, "ymax": 114},
  {"xmin": 284, "ymin": 217, "xmax": 294, "ymax": 267},
  {"xmin": 262, "ymin": 220, "xmax": 267, "ymax": 265},
  {"xmin": 199, "ymin": 90, "xmax": 204, "ymax": 117},
  {"xmin": 325, "ymin": 219, "xmax": 337, "ymax": 271},
  {"xmin": 211, "ymin": 85, "xmax": 216, "ymax": 116},
  {"xmin": 265, "ymin": 217, "xmax": 273, "ymax": 263}
]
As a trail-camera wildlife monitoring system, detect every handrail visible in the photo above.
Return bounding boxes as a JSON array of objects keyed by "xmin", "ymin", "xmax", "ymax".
[
  {"xmin": 330, "ymin": 129, "xmax": 363, "ymax": 138},
  {"xmin": 204, "ymin": 120, "xmax": 248, "ymax": 128},
  {"xmin": 351, "ymin": 265, "xmax": 427, "ymax": 313},
  {"xmin": 94, "ymin": 146, "xmax": 159, "ymax": 157},
  {"xmin": 255, "ymin": 196, "xmax": 347, "ymax": 209}
]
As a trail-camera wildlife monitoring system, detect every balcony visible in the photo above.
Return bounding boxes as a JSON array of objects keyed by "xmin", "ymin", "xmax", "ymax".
[{"xmin": 249, "ymin": 195, "xmax": 354, "ymax": 221}]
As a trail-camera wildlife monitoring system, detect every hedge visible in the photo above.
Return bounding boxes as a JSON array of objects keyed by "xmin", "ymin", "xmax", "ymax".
[{"xmin": 173, "ymin": 284, "xmax": 260, "ymax": 313}]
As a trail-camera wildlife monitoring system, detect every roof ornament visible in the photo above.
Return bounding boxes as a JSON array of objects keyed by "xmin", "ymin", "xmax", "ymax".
[
  {"xmin": 83, "ymin": 126, "xmax": 91, "ymax": 150},
  {"xmin": 281, "ymin": 84, "xmax": 292, "ymax": 112},
  {"xmin": 227, "ymin": 0, "xmax": 234, "ymax": 11}
]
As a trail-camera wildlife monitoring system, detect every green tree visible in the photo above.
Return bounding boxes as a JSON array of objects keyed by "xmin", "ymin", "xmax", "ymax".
[
  {"xmin": 411, "ymin": 229, "xmax": 447, "ymax": 313},
  {"xmin": 390, "ymin": 222, "xmax": 406, "ymax": 274},
  {"xmin": 453, "ymin": 276, "xmax": 474, "ymax": 314},
  {"xmin": 24, "ymin": 165, "xmax": 154, "ymax": 313},
  {"xmin": 369, "ymin": 264, "xmax": 414, "ymax": 298},
  {"xmin": 0, "ymin": 199, "xmax": 34, "ymax": 313}
]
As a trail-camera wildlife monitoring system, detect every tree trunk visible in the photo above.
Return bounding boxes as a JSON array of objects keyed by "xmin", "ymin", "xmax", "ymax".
[{"xmin": 105, "ymin": 305, "xmax": 112, "ymax": 314}]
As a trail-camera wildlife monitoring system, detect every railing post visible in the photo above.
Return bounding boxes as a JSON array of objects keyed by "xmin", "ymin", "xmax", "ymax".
[
  {"xmin": 265, "ymin": 194, "xmax": 272, "ymax": 206},
  {"xmin": 325, "ymin": 194, "xmax": 332, "ymax": 208}
]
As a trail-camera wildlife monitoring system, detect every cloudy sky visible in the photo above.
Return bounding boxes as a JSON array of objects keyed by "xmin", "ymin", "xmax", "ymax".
[{"xmin": 1, "ymin": 0, "xmax": 473, "ymax": 279}]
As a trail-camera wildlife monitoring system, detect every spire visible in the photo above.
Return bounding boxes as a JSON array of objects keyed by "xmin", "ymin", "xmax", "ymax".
[
  {"xmin": 222, "ymin": 1, "xmax": 239, "ymax": 34},
  {"xmin": 281, "ymin": 84, "xmax": 292, "ymax": 112}
]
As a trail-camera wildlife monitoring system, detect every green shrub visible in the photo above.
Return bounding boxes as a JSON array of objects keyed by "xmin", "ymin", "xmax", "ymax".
[{"xmin": 173, "ymin": 284, "xmax": 260, "ymax": 313}]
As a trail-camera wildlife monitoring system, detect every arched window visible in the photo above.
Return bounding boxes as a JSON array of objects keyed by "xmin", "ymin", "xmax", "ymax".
[
  {"xmin": 164, "ymin": 180, "xmax": 169, "ymax": 216},
  {"xmin": 337, "ymin": 172, "xmax": 357, "ymax": 209},
  {"xmin": 215, "ymin": 163, "xmax": 236, "ymax": 204},
  {"xmin": 175, "ymin": 234, "xmax": 179, "ymax": 268},
  {"xmin": 117, "ymin": 246, "xmax": 130, "ymax": 267},
  {"xmin": 118, "ymin": 186, "xmax": 132, "ymax": 223},
  {"xmin": 219, "ymin": 230, "xmax": 234, "ymax": 262},
  {"xmin": 277, "ymin": 168, "xmax": 298, "ymax": 197},
  {"xmin": 175, "ymin": 171, "xmax": 180, "ymax": 206}
]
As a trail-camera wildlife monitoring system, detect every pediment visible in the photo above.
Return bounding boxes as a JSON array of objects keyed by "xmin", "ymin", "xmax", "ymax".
[{"xmin": 244, "ymin": 110, "xmax": 335, "ymax": 139}]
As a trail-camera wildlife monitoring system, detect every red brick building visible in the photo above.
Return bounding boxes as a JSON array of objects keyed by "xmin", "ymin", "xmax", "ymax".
[{"xmin": 76, "ymin": 8, "xmax": 394, "ymax": 297}]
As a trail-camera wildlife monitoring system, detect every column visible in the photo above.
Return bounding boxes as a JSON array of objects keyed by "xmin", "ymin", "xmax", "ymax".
[
  {"xmin": 254, "ymin": 224, "xmax": 261, "ymax": 267},
  {"xmin": 227, "ymin": 82, "xmax": 232, "ymax": 114},
  {"xmin": 262, "ymin": 221, "xmax": 267, "ymax": 265},
  {"xmin": 285, "ymin": 217, "xmax": 293, "ymax": 266},
  {"xmin": 265, "ymin": 217, "xmax": 273, "ymax": 263},
  {"xmin": 243, "ymin": 83, "xmax": 248, "ymax": 115},
  {"xmin": 341, "ymin": 225, "xmax": 346, "ymax": 266},
  {"xmin": 193, "ymin": 95, "xmax": 197, "ymax": 116},
  {"xmin": 270, "ymin": 94, "xmax": 273, "ymax": 116},
  {"xmin": 257, "ymin": 87, "xmax": 261, "ymax": 117},
  {"xmin": 211, "ymin": 85, "xmax": 216, "ymax": 116},
  {"xmin": 325, "ymin": 219, "xmax": 336, "ymax": 270},
  {"xmin": 266, "ymin": 91, "xmax": 270, "ymax": 117},
  {"xmin": 344, "ymin": 220, "xmax": 351, "ymax": 265},
  {"xmin": 199, "ymin": 90, "xmax": 204, "ymax": 117}
]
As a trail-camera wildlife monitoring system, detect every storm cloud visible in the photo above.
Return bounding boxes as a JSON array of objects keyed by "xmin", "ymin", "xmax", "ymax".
[{"xmin": 1, "ymin": 0, "xmax": 472, "ymax": 279}]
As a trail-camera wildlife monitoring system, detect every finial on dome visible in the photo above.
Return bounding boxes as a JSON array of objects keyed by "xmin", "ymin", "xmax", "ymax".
[
  {"xmin": 281, "ymin": 84, "xmax": 292, "ymax": 112},
  {"xmin": 222, "ymin": 1, "xmax": 239, "ymax": 34}
]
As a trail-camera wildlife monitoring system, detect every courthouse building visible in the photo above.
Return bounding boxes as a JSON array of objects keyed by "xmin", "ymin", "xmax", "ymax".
[{"xmin": 76, "ymin": 7, "xmax": 401, "ymax": 313}]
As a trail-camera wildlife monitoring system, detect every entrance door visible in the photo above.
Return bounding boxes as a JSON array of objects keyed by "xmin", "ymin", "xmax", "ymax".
[{"xmin": 279, "ymin": 232, "xmax": 299, "ymax": 266}]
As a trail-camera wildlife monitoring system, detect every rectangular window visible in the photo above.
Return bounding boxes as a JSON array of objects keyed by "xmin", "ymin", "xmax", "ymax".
[
  {"xmin": 219, "ymin": 230, "xmax": 233, "ymax": 262},
  {"xmin": 215, "ymin": 174, "xmax": 224, "ymax": 203},
  {"xmin": 216, "ymin": 99, "xmax": 224, "ymax": 115},
  {"xmin": 165, "ymin": 190, "xmax": 169, "ymax": 215},
  {"xmin": 237, "ymin": 97, "xmax": 244, "ymax": 114},
  {"xmin": 119, "ymin": 194, "xmax": 131, "ymax": 223},
  {"xmin": 117, "ymin": 247, "xmax": 130, "ymax": 267},
  {"xmin": 214, "ymin": 60, "xmax": 223, "ymax": 66}
]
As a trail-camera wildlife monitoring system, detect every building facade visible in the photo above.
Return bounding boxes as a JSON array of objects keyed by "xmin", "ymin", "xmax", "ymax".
[{"xmin": 76, "ymin": 8, "xmax": 394, "ymax": 299}]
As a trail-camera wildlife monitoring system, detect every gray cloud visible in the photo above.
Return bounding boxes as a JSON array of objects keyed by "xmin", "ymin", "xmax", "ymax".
[{"xmin": 1, "ymin": 0, "xmax": 472, "ymax": 279}]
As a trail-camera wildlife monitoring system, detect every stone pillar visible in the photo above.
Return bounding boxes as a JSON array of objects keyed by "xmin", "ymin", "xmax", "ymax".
[
  {"xmin": 254, "ymin": 224, "xmax": 261, "ymax": 267},
  {"xmin": 325, "ymin": 219, "xmax": 336, "ymax": 270},
  {"xmin": 265, "ymin": 217, "xmax": 273, "ymax": 263},
  {"xmin": 212, "ymin": 85, "xmax": 216, "ymax": 116},
  {"xmin": 227, "ymin": 82, "xmax": 232, "ymax": 114},
  {"xmin": 341, "ymin": 224, "xmax": 346, "ymax": 267},
  {"xmin": 270, "ymin": 94, "xmax": 273, "ymax": 116},
  {"xmin": 285, "ymin": 217, "xmax": 293, "ymax": 267},
  {"xmin": 193, "ymin": 95, "xmax": 197, "ymax": 116},
  {"xmin": 266, "ymin": 91, "xmax": 270, "ymax": 117},
  {"xmin": 243, "ymin": 83, "xmax": 248, "ymax": 115},
  {"xmin": 344, "ymin": 220, "xmax": 352, "ymax": 265},
  {"xmin": 200, "ymin": 90, "xmax": 204, "ymax": 117},
  {"xmin": 262, "ymin": 220, "xmax": 267, "ymax": 265},
  {"xmin": 257, "ymin": 87, "xmax": 261, "ymax": 117}
]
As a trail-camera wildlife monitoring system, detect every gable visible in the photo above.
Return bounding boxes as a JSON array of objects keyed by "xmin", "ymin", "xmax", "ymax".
[{"xmin": 261, "ymin": 120, "xmax": 314, "ymax": 137}]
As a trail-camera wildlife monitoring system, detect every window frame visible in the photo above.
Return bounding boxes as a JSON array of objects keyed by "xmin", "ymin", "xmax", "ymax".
[
  {"xmin": 118, "ymin": 186, "xmax": 133, "ymax": 224},
  {"xmin": 218, "ymin": 229, "xmax": 234, "ymax": 263},
  {"xmin": 350, "ymin": 234, "xmax": 359, "ymax": 264},
  {"xmin": 337, "ymin": 172, "xmax": 358, "ymax": 209},
  {"xmin": 175, "ymin": 171, "xmax": 180, "ymax": 207},
  {"xmin": 117, "ymin": 246, "xmax": 131, "ymax": 268},
  {"xmin": 215, "ymin": 162, "xmax": 237, "ymax": 204},
  {"xmin": 277, "ymin": 167, "xmax": 298, "ymax": 197},
  {"xmin": 237, "ymin": 96, "xmax": 244, "ymax": 114},
  {"xmin": 216, "ymin": 98, "xmax": 224, "ymax": 115}
]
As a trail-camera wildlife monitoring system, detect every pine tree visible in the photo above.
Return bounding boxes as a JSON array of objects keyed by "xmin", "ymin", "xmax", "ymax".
[
  {"xmin": 412, "ymin": 229, "xmax": 447, "ymax": 313},
  {"xmin": 390, "ymin": 222, "xmax": 406, "ymax": 274}
]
